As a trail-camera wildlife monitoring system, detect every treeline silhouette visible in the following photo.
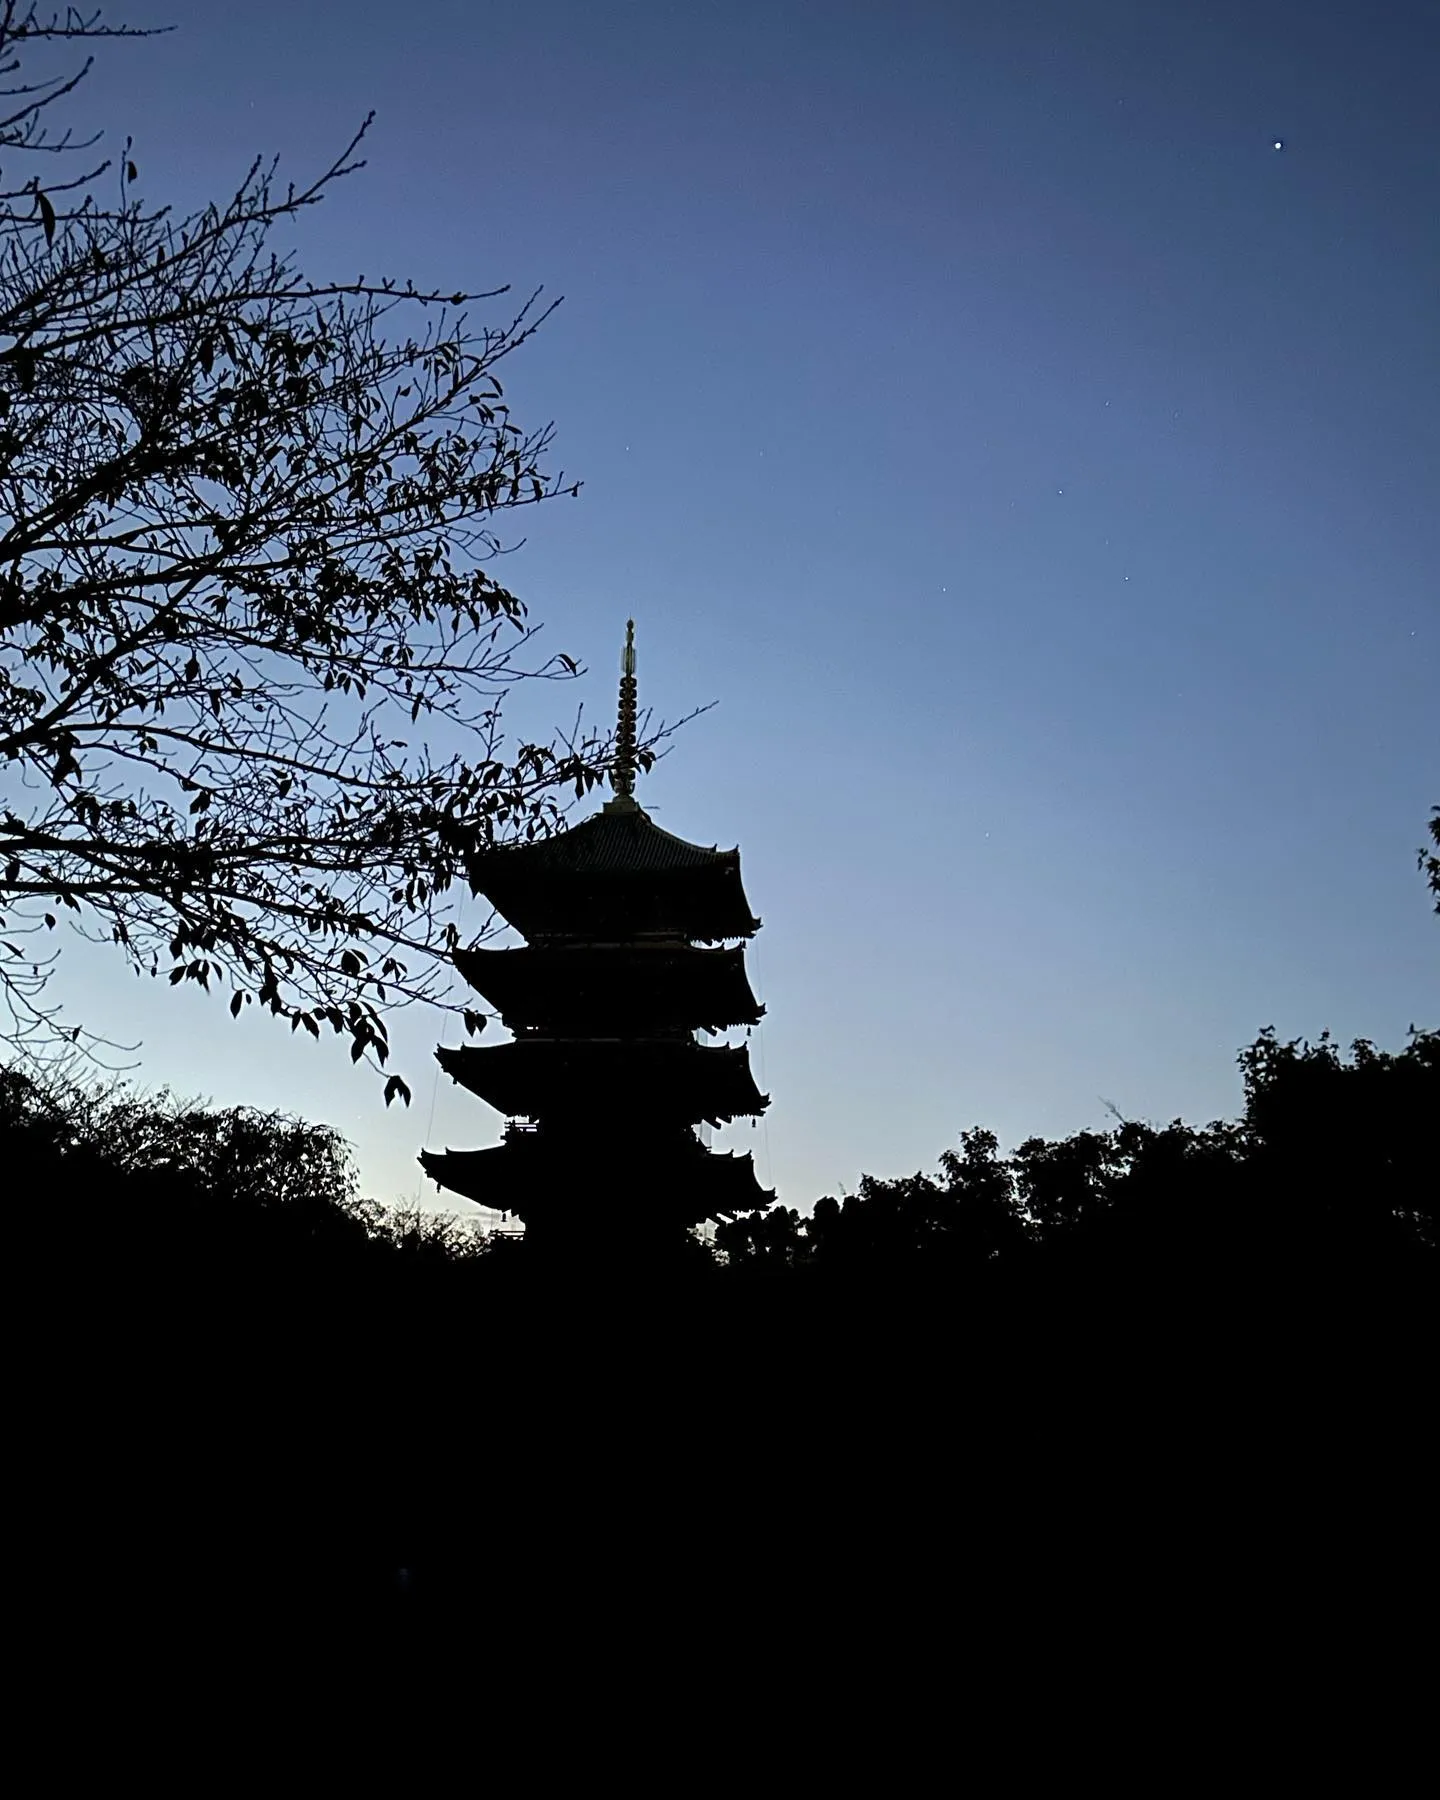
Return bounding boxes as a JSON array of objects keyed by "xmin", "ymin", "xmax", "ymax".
[
  {"xmin": 11, "ymin": 1024, "xmax": 1432, "ymax": 1287},
  {"xmin": 717, "ymin": 1026, "xmax": 1436, "ymax": 1280},
  {"xmin": 9, "ymin": 1027, "xmax": 1434, "ymax": 1629}
]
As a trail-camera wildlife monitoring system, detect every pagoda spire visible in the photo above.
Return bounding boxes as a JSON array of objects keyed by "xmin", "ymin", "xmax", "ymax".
[{"xmin": 605, "ymin": 618, "xmax": 640, "ymax": 813}]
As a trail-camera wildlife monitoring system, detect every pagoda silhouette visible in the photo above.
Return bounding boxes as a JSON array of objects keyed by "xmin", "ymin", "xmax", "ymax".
[{"xmin": 419, "ymin": 621, "xmax": 773, "ymax": 1255}]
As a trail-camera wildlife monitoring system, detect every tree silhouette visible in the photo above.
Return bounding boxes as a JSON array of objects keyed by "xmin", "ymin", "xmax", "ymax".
[
  {"xmin": 725, "ymin": 1029, "xmax": 1437, "ymax": 1286},
  {"xmin": 714, "ymin": 1203, "xmax": 806, "ymax": 1269},
  {"xmin": 796, "ymin": 1128, "xmax": 1028, "ymax": 1276},
  {"xmin": 0, "ymin": 1052, "xmax": 516, "ymax": 1290},
  {"xmin": 9, "ymin": 1022, "xmax": 1432, "ymax": 1623},
  {"xmin": 0, "ymin": 8, "xmax": 667, "ymax": 1081},
  {"xmin": 1421, "ymin": 805, "xmax": 1440, "ymax": 915},
  {"xmin": 1237, "ymin": 1025, "xmax": 1437, "ymax": 1257}
]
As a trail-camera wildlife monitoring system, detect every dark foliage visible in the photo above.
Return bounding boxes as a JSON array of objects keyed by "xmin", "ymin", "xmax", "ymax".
[
  {"xmin": 8, "ymin": 1024, "xmax": 1433, "ymax": 1641},
  {"xmin": 1422, "ymin": 804, "xmax": 1440, "ymax": 914},
  {"xmin": 718, "ymin": 1028, "xmax": 1436, "ymax": 1282}
]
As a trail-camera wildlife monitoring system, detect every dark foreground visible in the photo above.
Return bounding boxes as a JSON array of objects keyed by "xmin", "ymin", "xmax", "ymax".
[{"xmin": 20, "ymin": 1228, "xmax": 1433, "ymax": 1652}]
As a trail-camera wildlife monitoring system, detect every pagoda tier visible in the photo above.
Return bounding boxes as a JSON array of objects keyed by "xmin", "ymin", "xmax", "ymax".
[
  {"xmin": 466, "ymin": 799, "xmax": 760, "ymax": 945},
  {"xmin": 452, "ymin": 944, "xmax": 764, "ymax": 1035},
  {"xmin": 435, "ymin": 1038, "xmax": 768, "ymax": 1128},
  {"xmin": 419, "ymin": 1127, "xmax": 774, "ymax": 1229}
]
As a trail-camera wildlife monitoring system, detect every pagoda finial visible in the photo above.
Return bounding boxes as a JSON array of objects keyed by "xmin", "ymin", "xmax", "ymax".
[{"xmin": 607, "ymin": 617, "xmax": 640, "ymax": 809}]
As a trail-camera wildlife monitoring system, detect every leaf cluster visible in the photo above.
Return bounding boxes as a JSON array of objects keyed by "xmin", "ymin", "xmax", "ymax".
[{"xmin": 1421, "ymin": 804, "xmax": 1439, "ymax": 915}]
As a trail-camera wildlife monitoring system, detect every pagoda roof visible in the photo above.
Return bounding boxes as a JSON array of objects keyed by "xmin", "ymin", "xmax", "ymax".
[
  {"xmin": 453, "ymin": 943, "xmax": 764, "ymax": 1033},
  {"xmin": 468, "ymin": 800, "xmax": 760, "ymax": 944},
  {"xmin": 489, "ymin": 802, "xmax": 733, "ymax": 875},
  {"xmin": 418, "ymin": 1131, "xmax": 774, "ymax": 1226},
  {"xmin": 435, "ymin": 1038, "xmax": 768, "ymax": 1127}
]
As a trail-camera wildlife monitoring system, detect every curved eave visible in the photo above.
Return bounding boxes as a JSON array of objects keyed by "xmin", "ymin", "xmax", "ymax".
[
  {"xmin": 452, "ymin": 944, "xmax": 764, "ymax": 1032},
  {"xmin": 469, "ymin": 804, "xmax": 739, "ymax": 878},
  {"xmin": 475, "ymin": 877, "xmax": 760, "ymax": 948},
  {"xmin": 419, "ymin": 1140, "xmax": 775, "ymax": 1225},
  {"xmin": 434, "ymin": 1040, "xmax": 769, "ymax": 1125},
  {"xmin": 467, "ymin": 806, "xmax": 760, "ymax": 943}
]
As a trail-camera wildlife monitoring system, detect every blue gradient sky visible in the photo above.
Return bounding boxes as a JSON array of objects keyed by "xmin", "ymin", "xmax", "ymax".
[{"xmin": 51, "ymin": 0, "xmax": 1438, "ymax": 1212}]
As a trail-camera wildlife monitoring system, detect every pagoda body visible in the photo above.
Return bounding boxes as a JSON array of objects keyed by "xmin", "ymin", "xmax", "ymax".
[{"xmin": 419, "ymin": 622, "xmax": 773, "ymax": 1252}]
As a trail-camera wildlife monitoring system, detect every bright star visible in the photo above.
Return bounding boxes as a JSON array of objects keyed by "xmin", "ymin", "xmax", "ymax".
[{"xmin": 1273, "ymin": 140, "xmax": 1283, "ymax": 150}]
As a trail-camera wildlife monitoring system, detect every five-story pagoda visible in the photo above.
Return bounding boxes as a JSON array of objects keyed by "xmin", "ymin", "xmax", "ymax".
[{"xmin": 419, "ymin": 622, "xmax": 773, "ymax": 1254}]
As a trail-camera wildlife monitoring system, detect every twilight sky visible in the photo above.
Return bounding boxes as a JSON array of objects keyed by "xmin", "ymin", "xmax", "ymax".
[{"xmin": 50, "ymin": 0, "xmax": 1439, "ymax": 1215}]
